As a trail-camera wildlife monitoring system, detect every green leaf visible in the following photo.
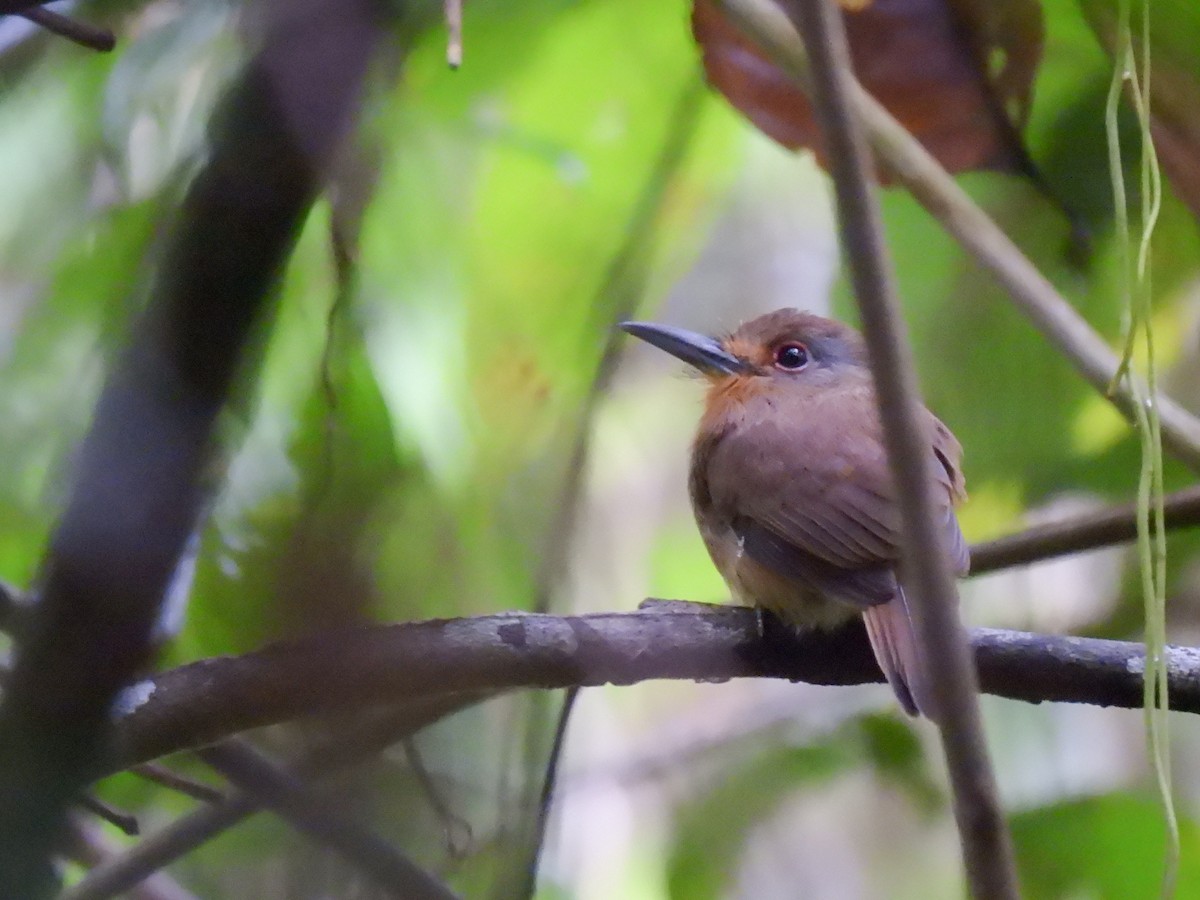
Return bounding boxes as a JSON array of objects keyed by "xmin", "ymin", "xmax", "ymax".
[{"xmin": 1011, "ymin": 792, "xmax": 1200, "ymax": 898}]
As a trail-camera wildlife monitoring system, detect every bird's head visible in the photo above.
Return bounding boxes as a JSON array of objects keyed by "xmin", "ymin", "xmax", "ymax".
[{"xmin": 620, "ymin": 309, "xmax": 868, "ymax": 389}]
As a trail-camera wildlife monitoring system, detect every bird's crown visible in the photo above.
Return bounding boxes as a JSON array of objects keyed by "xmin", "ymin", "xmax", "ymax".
[{"xmin": 722, "ymin": 309, "xmax": 868, "ymax": 375}]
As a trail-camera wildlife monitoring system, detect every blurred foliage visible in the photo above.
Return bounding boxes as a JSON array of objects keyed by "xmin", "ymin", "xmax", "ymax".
[
  {"xmin": 0, "ymin": 0, "xmax": 1199, "ymax": 896},
  {"xmin": 1012, "ymin": 793, "xmax": 1200, "ymax": 898},
  {"xmin": 665, "ymin": 715, "xmax": 939, "ymax": 900}
]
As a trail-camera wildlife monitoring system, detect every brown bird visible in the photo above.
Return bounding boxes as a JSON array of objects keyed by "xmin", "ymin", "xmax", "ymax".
[{"xmin": 621, "ymin": 309, "xmax": 968, "ymax": 718}]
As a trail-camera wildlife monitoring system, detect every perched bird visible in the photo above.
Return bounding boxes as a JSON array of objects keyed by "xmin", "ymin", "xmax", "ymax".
[{"xmin": 621, "ymin": 309, "xmax": 968, "ymax": 718}]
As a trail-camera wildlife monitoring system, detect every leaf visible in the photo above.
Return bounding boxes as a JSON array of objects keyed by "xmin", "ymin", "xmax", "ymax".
[
  {"xmin": 101, "ymin": 3, "xmax": 240, "ymax": 200},
  {"xmin": 1011, "ymin": 793, "xmax": 1200, "ymax": 898},
  {"xmin": 691, "ymin": 0, "xmax": 1043, "ymax": 179}
]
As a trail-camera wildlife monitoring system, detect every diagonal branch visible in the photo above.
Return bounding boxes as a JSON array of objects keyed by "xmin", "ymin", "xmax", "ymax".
[
  {"xmin": 67, "ymin": 695, "xmax": 483, "ymax": 900},
  {"xmin": 18, "ymin": 7, "xmax": 114, "ymax": 51},
  {"xmin": 718, "ymin": 0, "xmax": 1200, "ymax": 474},
  {"xmin": 62, "ymin": 815, "xmax": 196, "ymax": 900},
  {"xmin": 516, "ymin": 78, "xmax": 710, "ymax": 896},
  {"xmin": 98, "ymin": 606, "xmax": 1200, "ymax": 782},
  {"xmin": 197, "ymin": 740, "xmax": 457, "ymax": 900}
]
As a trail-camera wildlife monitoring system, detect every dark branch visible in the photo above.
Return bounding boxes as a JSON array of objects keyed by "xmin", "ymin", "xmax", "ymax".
[
  {"xmin": 198, "ymin": 740, "xmax": 457, "ymax": 900},
  {"xmin": 61, "ymin": 815, "xmax": 196, "ymax": 900},
  {"xmin": 129, "ymin": 764, "xmax": 224, "ymax": 805},
  {"xmin": 522, "ymin": 687, "xmax": 578, "ymax": 899},
  {"xmin": 18, "ymin": 8, "xmax": 114, "ymax": 52},
  {"xmin": 0, "ymin": 1, "xmax": 49, "ymax": 13},
  {"xmin": 779, "ymin": 0, "xmax": 1016, "ymax": 896},
  {"xmin": 0, "ymin": 0, "xmax": 379, "ymax": 893},
  {"xmin": 77, "ymin": 795, "xmax": 138, "ymax": 837},
  {"xmin": 100, "ymin": 607, "xmax": 1200, "ymax": 780},
  {"xmin": 67, "ymin": 696, "xmax": 481, "ymax": 900}
]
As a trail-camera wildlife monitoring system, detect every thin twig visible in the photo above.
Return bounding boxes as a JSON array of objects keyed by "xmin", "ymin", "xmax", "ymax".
[
  {"xmin": 444, "ymin": 0, "xmax": 462, "ymax": 68},
  {"xmin": 130, "ymin": 764, "xmax": 224, "ymax": 805},
  {"xmin": 717, "ymin": 0, "xmax": 1200, "ymax": 474},
  {"xmin": 970, "ymin": 484, "xmax": 1200, "ymax": 575},
  {"xmin": 18, "ymin": 8, "xmax": 114, "ymax": 51},
  {"xmin": 198, "ymin": 740, "xmax": 457, "ymax": 900},
  {"xmin": 777, "ymin": 0, "xmax": 1017, "ymax": 896},
  {"xmin": 518, "ymin": 687, "xmax": 578, "ymax": 900},
  {"xmin": 69, "ymin": 696, "xmax": 484, "ymax": 900},
  {"xmin": 402, "ymin": 738, "xmax": 473, "ymax": 859},
  {"xmin": 78, "ymin": 795, "xmax": 139, "ymax": 837},
  {"xmin": 512, "ymin": 78, "xmax": 709, "ymax": 892}
]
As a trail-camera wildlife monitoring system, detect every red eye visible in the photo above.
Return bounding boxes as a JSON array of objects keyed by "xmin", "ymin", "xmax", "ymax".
[{"xmin": 774, "ymin": 342, "xmax": 809, "ymax": 370}]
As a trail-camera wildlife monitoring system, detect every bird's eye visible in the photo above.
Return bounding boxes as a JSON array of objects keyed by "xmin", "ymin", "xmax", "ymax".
[{"xmin": 774, "ymin": 342, "xmax": 809, "ymax": 371}]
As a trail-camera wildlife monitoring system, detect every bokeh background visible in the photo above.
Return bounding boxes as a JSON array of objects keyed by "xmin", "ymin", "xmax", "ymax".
[{"xmin": 2, "ymin": 0, "xmax": 1200, "ymax": 897}]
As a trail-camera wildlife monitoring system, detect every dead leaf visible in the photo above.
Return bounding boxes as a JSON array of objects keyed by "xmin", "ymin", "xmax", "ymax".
[{"xmin": 692, "ymin": 0, "xmax": 1044, "ymax": 179}]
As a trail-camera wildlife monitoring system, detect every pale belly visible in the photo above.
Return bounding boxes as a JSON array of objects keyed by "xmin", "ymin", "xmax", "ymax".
[{"xmin": 699, "ymin": 520, "xmax": 857, "ymax": 631}]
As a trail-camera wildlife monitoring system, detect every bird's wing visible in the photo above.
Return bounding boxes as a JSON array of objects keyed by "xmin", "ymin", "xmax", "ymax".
[
  {"xmin": 930, "ymin": 412, "xmax": 970, "ymax": 576},
  {"xmin": 705, "ymin": 386, "xmax": 968, "ymax": 607}
]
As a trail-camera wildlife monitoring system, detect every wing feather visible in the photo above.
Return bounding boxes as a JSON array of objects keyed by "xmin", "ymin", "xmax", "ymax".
[{"xmin": 706, "ymin": 382, "xmax": 968, "ymax": 584}]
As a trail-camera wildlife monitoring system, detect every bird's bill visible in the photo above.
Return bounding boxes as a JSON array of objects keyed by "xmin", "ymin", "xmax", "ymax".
[{"xmin": 619, "ymin": 321, "xmax": 747, "ymax": 375}]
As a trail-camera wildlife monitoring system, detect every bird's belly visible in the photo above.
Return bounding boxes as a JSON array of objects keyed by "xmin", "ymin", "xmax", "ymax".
[
  {"xmin": 730, "ymin": 559, "xmax": 855, "ymax": 630},
  {"xmin": 700, "ymin": 523, "xmax": 854, "ymax": 630}
]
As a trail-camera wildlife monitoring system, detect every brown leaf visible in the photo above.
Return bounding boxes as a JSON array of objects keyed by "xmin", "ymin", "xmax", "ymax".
[
  {"xmin": 692, "ymin": 0, "xmax": 1044, "ymax": 179},
  {"xmin": 1151, "ymin": 117, "xmax": 1200, "ymax": 221}
]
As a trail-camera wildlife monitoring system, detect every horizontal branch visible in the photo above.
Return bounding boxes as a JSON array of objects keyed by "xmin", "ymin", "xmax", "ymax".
[{"xmin": 106, "ymin": 605, "xmax": 1200, "ymax": 775}]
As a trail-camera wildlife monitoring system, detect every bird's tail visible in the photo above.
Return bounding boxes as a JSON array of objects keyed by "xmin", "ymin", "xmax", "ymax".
[{"xmin": 862, "ymin": 588, "xmax": 935, "ymax": 719}]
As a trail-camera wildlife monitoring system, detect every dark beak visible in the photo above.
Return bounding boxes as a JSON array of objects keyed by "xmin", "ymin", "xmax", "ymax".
[{"xmin": 619, "ymin": 321, "xmax": 747, "ymax": 375}]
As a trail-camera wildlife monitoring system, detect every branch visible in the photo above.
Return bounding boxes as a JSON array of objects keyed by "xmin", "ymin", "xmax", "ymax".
[
  {"xmin": 77, "ymin": 795, "xmax": 138, "ymax": 837},
  {"xmin": 18, "ymin": 7, "xmax": 114, "ymax": 51},
  {"xmin": 128, "ymin": 764, "xmax": 223, "ymax": 805},
  {"xmin": 718, "ymin": 0, "xmax": 1200, "ymax": 474},
  {"xmin": 444, "ymin": 0, "xmax": 462, "ymax": 67},
  {"xmin": 512, "ymin": 78, "xmax": 710, "ymax": 892},
  {"xmin": 970, "ymin": 484, "xmax": 1200, "ymax": 575},
  {"xmin": 61, "ymin": 815, "xmax": 197, "ymax": 900},
  {"xmin": 198, "ymin": 740, "xmax": 457, "ymax": 900},
  {"xmin": 68, "ymin": 695, "xmax": 482, "ymax": 900},
  {"xmin": 0, "ymin": 0, "xmax": 380, "ymax": 893},
  {"xmin": 98, "ymin": 607, "xmax": 1200, "ymax": 780},
  {"xmin": 0, "ymin": 1, "xmax": 49, "ymax": 12},
  {"xmin": 777, "ymin": 0, "xmax": 1016, "ymax": 896}
]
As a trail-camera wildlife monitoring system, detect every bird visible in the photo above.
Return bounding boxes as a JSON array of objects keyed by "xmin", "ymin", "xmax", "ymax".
[{"xmin": 620, "ymin": 308, "xmax": 968, "ymax": 718}]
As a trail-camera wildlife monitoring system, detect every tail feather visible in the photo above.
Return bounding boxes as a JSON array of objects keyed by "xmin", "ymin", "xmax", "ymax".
[{"xmin": 862, "ymin": 589, "xmax": 934, "ymax": 719}]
